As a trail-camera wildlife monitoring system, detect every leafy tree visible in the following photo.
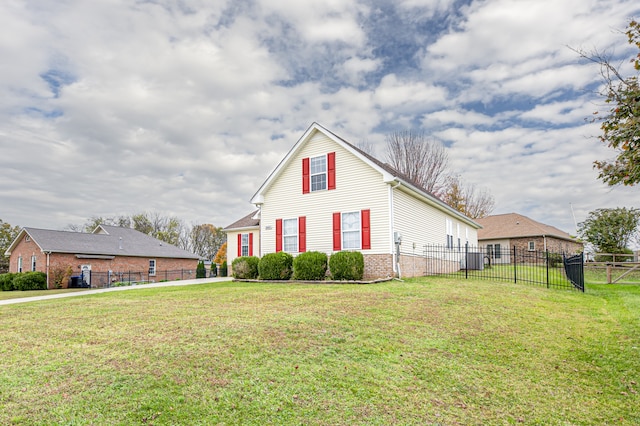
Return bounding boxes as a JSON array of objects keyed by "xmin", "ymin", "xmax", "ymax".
[
  {"xmin": 213, "ymin": 242, "xmax": 227, "ymax": 265},
  {"xmin": 189, "ymin": 224, "xmax": 226, "ymax": 260},
  {"xmin": 578, "ymin": 207, "xmax": 640, "ymax": 253},
  {"xmin": 0, "ymin": 219, "xmax": 20, "ymax": 273},
  {"xmin": 441, "ymin": 175, "xmax": 495, "ymax": 219},
  {"xmin": 196, "ymin": 261, "xmax": 206, "ymax": 278},
  {"xmin": 579, "ymin": 20, "xmax": 640, "ymax": 186}
]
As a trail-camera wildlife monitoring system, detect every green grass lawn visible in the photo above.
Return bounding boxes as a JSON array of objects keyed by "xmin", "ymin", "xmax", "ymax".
[{"xmin": 1, "ymin": 278, "xmax": 638, "ymax": 425}]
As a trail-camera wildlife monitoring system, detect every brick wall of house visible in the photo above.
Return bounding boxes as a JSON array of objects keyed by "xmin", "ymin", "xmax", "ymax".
[
  {"xmin": 509, "ymin": 237, "xmax": 583, "ymax": 264},
  {"xmin": 362, "ymin": 254, "xmax": 394, "ymax": 279},
  {"xmin": 8, "ymin": 236, "xmax": 198, "ymax": 289}
]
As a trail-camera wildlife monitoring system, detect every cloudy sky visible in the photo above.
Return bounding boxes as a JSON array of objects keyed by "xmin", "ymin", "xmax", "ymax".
[{"xmin": 1, "ymin": 0, "xmax": 639, "ymax": 236}]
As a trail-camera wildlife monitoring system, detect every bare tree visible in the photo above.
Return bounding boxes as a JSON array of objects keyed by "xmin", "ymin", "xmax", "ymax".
[
  {"xmin": 441, "ymin": 175, "xmax": 495, "ymax": 219},
  {"xmin": 355, "ymin": 139, "xmax": 376, "ymax": 157},
  {"xmin": 384, "ymin": 130, "xmax": 450, "ymax": 195}
]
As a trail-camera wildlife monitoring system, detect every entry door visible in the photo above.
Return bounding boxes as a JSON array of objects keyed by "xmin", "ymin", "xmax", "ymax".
[{"xmin": 81, "ymin": 264, "xmax": 91, "ymax": 287}]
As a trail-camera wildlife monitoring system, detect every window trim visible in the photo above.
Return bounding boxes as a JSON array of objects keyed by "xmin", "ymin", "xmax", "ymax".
[
  {"xmin": 149, "ymin": 259, "xmax": 156, "ymax": 276},
  {"xmin": 282, "ymin": 218, "xmax": 299, "ymax": 253},
  {"xmin": 17, "ymin": 256, "xmax": 22, "ymax": 273},
  {"xmin": 528, "ymin": 241, "xmax": 535, "ymax": 251},
  {"xmin": 31, "ymin": 255, "xmax": 36, "ymax": 272},
  {"xmin": 341, "ymin": 211, "xmax": 362, "ymax": 250},
  {"xmin": 241, "ymin": 233, "xmax": 250, "ymax": 257},
  {"xmin": 310, "ymin": 154, "xmax": 328, "ymax": 192}
]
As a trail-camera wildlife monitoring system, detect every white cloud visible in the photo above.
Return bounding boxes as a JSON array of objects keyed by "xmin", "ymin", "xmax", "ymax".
[{"xmin": 0, "ymin": 0, "xmax": 639, "ymax": 237}]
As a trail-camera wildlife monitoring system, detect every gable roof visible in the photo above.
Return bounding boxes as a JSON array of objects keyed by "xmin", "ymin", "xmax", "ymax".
[
  {"xmin": 476, "ymin": 213, "xmax": 577, "ymax": 242},
  {"xmin": 5, "ymin": 225, "xmax": 199, "ymax": 259},
  {"xmin": 250, "ymin": 122, "xmax": 481, "ymax": 229},
  {"xmin": 224, "ymin": 210, "xmax": 260, "ymax": 231}
]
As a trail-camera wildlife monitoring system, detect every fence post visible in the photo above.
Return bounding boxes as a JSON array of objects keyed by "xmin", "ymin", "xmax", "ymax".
[
  {"xmin": 513, "ymin": 246, "xmax": 517, "ymax": 284},
  {"xmin": 465, "ymin": 242, "xmax": 469, "ymax": 279},
  {"xmin": 546, "ymin": 250, "xmax": 550, "ymax": 289}
]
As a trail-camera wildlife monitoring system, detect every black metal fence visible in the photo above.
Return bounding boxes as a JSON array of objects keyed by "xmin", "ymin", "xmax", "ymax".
[
  {"xmin": 78, "ymin": 269, "xmax": 199, "ymax": 289},
  {"xmin": 405, "ymin": 244, "xmax": 584, "ymax": 291}
]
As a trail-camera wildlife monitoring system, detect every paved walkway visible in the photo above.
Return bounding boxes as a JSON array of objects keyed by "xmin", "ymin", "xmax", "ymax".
[{"xmin": 0, "ymin": 277, "xmax": 233, "ymax": 306}]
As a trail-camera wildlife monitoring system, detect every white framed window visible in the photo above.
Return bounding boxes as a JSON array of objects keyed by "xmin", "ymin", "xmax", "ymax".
[
  {"xmin": 31, "ymin": 255, "xmax": 36, "ymax": 271},
  {"xmin": 310, "ymin": 155, "xmax": 327, "ymax": 192},
  {"xmin": 149, "ymin": 259, "xmax": 156, "ymax": 276},
  {"xmin": 241, "ymin": 233, "xmax": 249, "ymax": 257},
  {"xmin": 17, "ymin": 256, "xmax": 22, "ymax": 273},
  {"xmin": 283, "ymin": 218, "xmax": 298, "ymax": 252},
  {"xmin": 528, "ymin": 241, "xmax": 535, "ymax": 251},
  {"xmin": 446, "ymin": 219, "xmax": 454, "ymax": 249},
  {"xmin": 342, "ymin": 211, "xmax": 361, "ymax": 250}
]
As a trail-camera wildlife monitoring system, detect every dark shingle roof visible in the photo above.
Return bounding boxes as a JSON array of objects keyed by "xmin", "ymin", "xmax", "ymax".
[
  {"xmin": 224, "ymin": 210, "xmax": 260, "ymax": 231},
  {"xmin": 19, "ymin": 225, "xmax": 199, "ymax": 259}
]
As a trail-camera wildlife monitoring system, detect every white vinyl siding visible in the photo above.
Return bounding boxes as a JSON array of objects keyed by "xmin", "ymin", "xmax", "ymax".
[
  {"xmin": 261, "ymin": 131, "xmax": 389, "ymax": 256},
  {"xmin": 392, "ymin": 186, "xmax": 479, "ymax": 252}
]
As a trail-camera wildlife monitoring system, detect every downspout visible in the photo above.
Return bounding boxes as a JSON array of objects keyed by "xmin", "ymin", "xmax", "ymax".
[
  {"xmin": 389, "ymin": 181, "xmax": 402, "ymax": 278},
  {"xmin": 543, "ymin": 235, "xmax": 547, "ymax": 252}
]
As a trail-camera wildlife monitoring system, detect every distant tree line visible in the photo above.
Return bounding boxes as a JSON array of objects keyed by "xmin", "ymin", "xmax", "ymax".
[{"xmin": 66, "ymin": 212, "xmax": 227, "ymax": 261}]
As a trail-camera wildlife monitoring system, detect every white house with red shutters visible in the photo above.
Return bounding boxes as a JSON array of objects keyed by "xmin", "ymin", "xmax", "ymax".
[{"xmin": 224, "ymin": 122, "xmax": 481, "ymax": 279}]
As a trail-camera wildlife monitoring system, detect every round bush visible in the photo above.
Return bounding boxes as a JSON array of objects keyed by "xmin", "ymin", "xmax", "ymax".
[
  {"xmin": 329, "ymin": 251, "xmax": 364, "ymax": 281},
  {"xmin": 0, "ymin": 273, "xmax": 16, "ymax": 291},
  {"xmin": 12, "ymin": 272, "xmax": 47, "ymax": 291},
  {"xmin": 293, "ymin": 251, "xmax": 328, "ymax": 280},
  {"xmin": 232, "ymin": 256, "xmax": 260, "ymax": 279},
  {"xmin": 259, "ymin": 252, "xmax": 293, "ymax": 280}
]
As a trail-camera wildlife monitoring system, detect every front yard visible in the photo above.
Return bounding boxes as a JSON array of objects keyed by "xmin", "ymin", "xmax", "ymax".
[{"xmin": 0, "ymin": 278, "xmax": 638, "ymax": 425}]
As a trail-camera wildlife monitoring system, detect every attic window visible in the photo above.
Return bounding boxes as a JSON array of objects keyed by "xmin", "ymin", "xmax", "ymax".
[{"xmin": 310, "ymin": 155, "xmax": 327, "ymax": 191}]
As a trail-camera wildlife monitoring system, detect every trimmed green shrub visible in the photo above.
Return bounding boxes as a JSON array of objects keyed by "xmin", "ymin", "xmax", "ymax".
[
  {"xmin": 12, "ymin": 272, "xmax": 47, "ymax": 291},
  {"xmin": 329, "ymin": 251, "xmax": 364, "ymax": 281},
  {"xmin": 220, "ymin": 261, "xmax": 228, "ymax": 277},
  {"xmin": 232, "ymin": 256, "xmax": 260, "ymax": 279},
  {"xmin": 259, "ymin": 252, "xmax": 293, "ymax": 280},
  {"xmin": 196, "ymin": 261, "xmax": 206, "ymax": 278},
  {"xmin": 293, "ymin": 251, "xmax": 328, "ymax": 280},
  {"xmin": 548, "ymin": 253, "xmax": 563, "ymax": 268},
  {"xmin": 0, "ymin": 273, "xmax": 16, "ymax": 291},
  {"xmin": 210, "ymin": 262, "xmax": 217, "ymax": 277}
]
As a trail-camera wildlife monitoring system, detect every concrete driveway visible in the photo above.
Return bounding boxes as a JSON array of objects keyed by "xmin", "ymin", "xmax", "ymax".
[{"xmin": 0, "ymin": 277, "xmax": 233, "ymax": 306}]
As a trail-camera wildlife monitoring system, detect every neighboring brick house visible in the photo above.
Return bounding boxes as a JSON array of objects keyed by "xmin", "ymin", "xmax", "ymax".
[
  {"xmin": 225, "ymin": 122, "xmax": 481, "ymax": 279},
  {"xmin": 476, "ymin": 213, "xmax": 583, "ymax": 264},
  {"xmin": 4, "ymin": 225, "xmax": 199, "ymax": 289}
]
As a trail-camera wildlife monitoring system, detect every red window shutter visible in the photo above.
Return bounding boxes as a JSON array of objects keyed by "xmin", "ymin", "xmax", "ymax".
[
  {"xmin": 275, "ymin": 219, "xmax": 283, "ymax": 252},
  {"xmin": 299, "ymin": 216, "xmax": 306, "ymax": 253},
  {"xmin": 249, "ymin": 233, "xmax": 254, "ymax": 256},
  {"xmin": 332, "ymin": 212, "xmax": 341, "ymax": 251},
  {"xmin": 361, "ymin": 209, "xmax": 371, "ymax": 250},
  {"xmin": 237, "ymin": 234, "xmax": 242, "ymax": 257},
  {"xmin": 327, "ymin": 152, "xmax": 336, "ymax": 190},
  {"xmin": 302, "ymin": 157, "xmax": 310, "ymax": 194}
]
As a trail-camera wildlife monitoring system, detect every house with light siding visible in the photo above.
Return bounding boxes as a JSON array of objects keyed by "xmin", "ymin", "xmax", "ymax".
[{"xmin": 225, "ymin": 122, "xmax": 481, "ymax": 279}]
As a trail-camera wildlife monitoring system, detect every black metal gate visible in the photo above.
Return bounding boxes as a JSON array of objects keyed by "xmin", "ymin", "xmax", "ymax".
[{"xmin": 563, "ymin": 253, "xmax": 584, "ymax": 292}]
